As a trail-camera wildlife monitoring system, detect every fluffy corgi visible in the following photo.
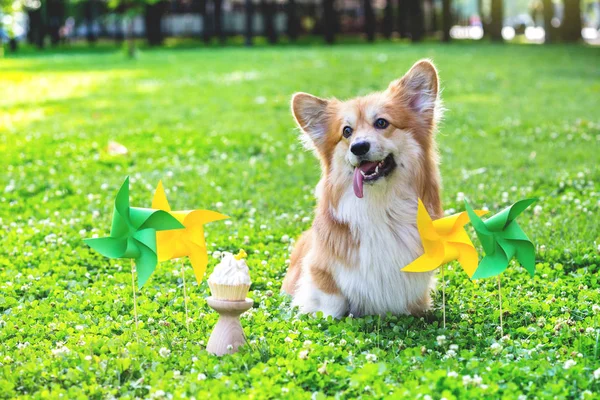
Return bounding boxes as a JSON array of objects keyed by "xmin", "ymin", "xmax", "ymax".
[{"xmin": 282, "ymin": 60, "xmax": 444, "ymax": 318}]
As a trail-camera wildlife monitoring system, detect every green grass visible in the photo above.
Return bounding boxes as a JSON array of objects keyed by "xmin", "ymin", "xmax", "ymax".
[{"xmin": 1, "ymin": 42, "xmax": 599, "ymax": 399}]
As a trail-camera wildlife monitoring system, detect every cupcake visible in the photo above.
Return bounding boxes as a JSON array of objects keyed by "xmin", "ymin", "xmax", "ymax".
[{"xmin": 208, "ymin": 250, "xmax": 251, "ymax": 301}]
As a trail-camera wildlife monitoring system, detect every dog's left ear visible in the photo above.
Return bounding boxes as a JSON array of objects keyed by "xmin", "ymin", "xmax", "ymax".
[{"xmin": 388, "ymin": 59, "xmax": 440, "ymax": 127}]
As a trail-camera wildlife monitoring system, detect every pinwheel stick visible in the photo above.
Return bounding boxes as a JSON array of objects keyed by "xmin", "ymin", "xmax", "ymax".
[
  {"xmin": 131, "ymin": 259, "xmax": 139, "ymax": 340},
  {"xmin": 181, "ymin": 262, "xmax": 190, "ymax": 332},
  {"xmin": 441, "ymin": 266, "xmax": 446, "ymax": 329},
  {"xmin": 498, "ymin": 276, "xmax": 503, "ymax": 336}
]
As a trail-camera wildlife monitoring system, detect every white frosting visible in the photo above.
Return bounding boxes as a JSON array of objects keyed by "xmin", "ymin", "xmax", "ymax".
[{"xmin": 208, "ymin": 252, "xmax": 251, "ymax": 286}]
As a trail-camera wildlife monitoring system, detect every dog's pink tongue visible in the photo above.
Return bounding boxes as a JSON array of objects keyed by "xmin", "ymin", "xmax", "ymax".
[{"xmin": 353, "ymin": 162, "xmax": 378, "ymax": 198}]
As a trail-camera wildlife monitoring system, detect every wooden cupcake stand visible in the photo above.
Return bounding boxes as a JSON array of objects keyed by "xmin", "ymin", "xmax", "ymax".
[{"xmin": 206, "ymin": 297, "xmax": 254, "ymax": 356}]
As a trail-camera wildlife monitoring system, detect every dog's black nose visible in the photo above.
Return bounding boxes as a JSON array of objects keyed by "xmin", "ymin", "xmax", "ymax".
[{"xmin": 350, "ymin": 141, "xmax": 370, "ymax": 156}]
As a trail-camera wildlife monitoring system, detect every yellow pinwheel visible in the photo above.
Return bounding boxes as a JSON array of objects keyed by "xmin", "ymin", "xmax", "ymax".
[
  {"xmin": 403, "ymin": 199, "xmax": 488, "ymax": 277},
  {"xmin": 152, "ymin": 181, "xmax": 229, "ymax": 284}
]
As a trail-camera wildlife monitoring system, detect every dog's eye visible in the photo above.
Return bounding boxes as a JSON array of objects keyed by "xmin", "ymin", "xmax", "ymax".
[
  {"xmin": 374, "ymin": 118, "xmax": 389, "ymax": 129},
  {"xmin": 342, "ymin": 126, "xmax": 353, "ymax": 138}
]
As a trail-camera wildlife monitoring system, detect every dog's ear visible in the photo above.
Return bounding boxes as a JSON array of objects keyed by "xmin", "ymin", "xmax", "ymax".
[
  {"xmin": 291, "ymin": 92, "xmax": 331, "ymax": 148},
  {"xmin": 388, "ymin": 59, "xmax": 440, "ymax": 127}
]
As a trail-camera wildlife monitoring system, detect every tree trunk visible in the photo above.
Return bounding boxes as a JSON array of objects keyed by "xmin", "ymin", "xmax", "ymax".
[
  {"xmin": 27, "ymin": 9, "xmax": 45, "ymax": 48},
  {"xmin": 261, "ymin": 0, "xmax": 277, "ymax": 44},
  {"xmin": 84, "ymin": 0, "xmax": 97, "ymax": 44},
  {"xmin": 127, "ymin": 17, "xmax": 136, "ymax": 58},
  {"xmin": 363, "ymin": 0, "xmax": 375, "ymax": 42},
  {"xmin": 427, "ymin": 0, "xmax": 437, "ymax": 34},
  {"xmin": 9, "ymin": 38, "xmax": 18, "ymax": 52},
  {"xmin": 441, "ymin": 0, "xmax": 451, "ymax": 42},
  {"xmin": 201, "ymin": 0, "xmax": 211, "ymax": 44},
  {"xmin": 477, "ymin": 0, "xmax": 486, "ymax": 35},
  {"xmin": 214, "ymin": 0, "xmax": 224, "ymax": 44},
  {"xmin": 397, "ymin": 0, "xmax": 408, "ymax": 38},
  {"xmin": 144, "ymin": 1, "xmax": 166, "ymax": 46},
  {"xmin": 245, "ymin": 0, "xmax": 254, "ymax": 45},
  {"xmin": 542, "ymin": 0, "xmax": 553, "ymax": 43},
  {"xmin": 407, "ymin": 0, "xmax": 424, "ymax": 41},
  {"xmin": 382, "ymin": 0, "xmax": 393, "ymax": 38},
  {"xmin": 489, "ymin": 0, "xmax": 503, "ymax": 42},
  {"xmin": 561, "ymin": 0, "xmax": 581, "ymax": 42},
  {"xmin": 323, "ymin": 0, "xmax": 335, "ymax": 44},
  {"xmin": 287, "ymin": 0, "xmax": 298, "ymax": 41}
]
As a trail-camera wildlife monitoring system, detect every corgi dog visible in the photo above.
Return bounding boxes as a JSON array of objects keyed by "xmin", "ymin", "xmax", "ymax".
[{"xmin": 282, "ymin": 60, "xmax": 444, "ymax": 318}]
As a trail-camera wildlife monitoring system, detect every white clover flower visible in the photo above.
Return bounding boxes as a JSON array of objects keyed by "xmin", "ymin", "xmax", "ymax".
[
  {"xmin": 563, "ymin": 359, "xmax": 576, "ymax": 369},
  {"xmin": 158, "ymin": 347, "xmax": 171, "ymax": 358},
  {"xmin": 447, "ymin": 371, "xmax": 458, "ymax": 378},
  {"xmin": 456, "ymin": 192, "xmax": 465, "ymax": 202},
  {"xmin": 284, "ymin": 337, "xmax": 293, "ymax": 344},
  {"xmin": 299, "ymin": 350, "xmax": 309, "ymax": 360},
  {"xmin": 226, "ymin": 344, "xmax": 234, "ymax": 351},
  {"xmin": 436, "ymin": 335, "xmax": 446, "ymax": 345},
  {"xmin": 462, "ymin": 375, "xmax": 472, "ymax": 385},
  {"xmin": 449, "ymin": 344, "xmax": 459, "ymax": 351},
  {"xmin": 303, "ymin": 340, "xmax": 312, "ymax": 347},
  {"xmin": 339, "ymin": 339, "xmax": 347, "ymax": 346},
  {"xmin": 593, "ymin": 305, "xmax": 600, "ymax": 314},
  {"xmin": 85, "ymin": 355, "xmax": 92, "ymax": 361},
  {"xmin": 51, "ymin": 344, "xmax": 71, "ymax": 356},
  {"xmin": 490, "ymin": 342, "xmax": 503, "ymax": 354},
  {"xmin": 593, "ymin": 368, "xmax": 600, "ymax": 380},
  {"xmin": 533, "ymin": 205, "xmax": 542, "ymax": 216},
  {"xmin": 472, "ymin": 375, "xmax": 483, "ymax": 385},
  {"xmin": 424, "ymin": 395, "xmax": 433, "ymax": 400},
  {"xmin": 281, "ymin": 235, "xmax": 290, "ymax": 243},
  {"xmin": 445, "ymin": 349, "xmax": 456, "ymax": 358},
  {"xmin": 198, "ymin": 373, "xmax": 207, "ymax": 381},
  {"xmin": 365, "ymin": 353, "xmax": 377, "ymax": 362}
]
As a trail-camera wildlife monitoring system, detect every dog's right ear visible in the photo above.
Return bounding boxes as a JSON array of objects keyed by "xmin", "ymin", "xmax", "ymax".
[{"xmin": 291, "ymin": 92, "xmax": 330, "ymax": 148}]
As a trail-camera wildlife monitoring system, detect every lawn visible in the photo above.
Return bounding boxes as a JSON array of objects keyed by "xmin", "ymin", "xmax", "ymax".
[{"xmin": 0, "ymin": 42, "xmax": 599, "ymax": 399}]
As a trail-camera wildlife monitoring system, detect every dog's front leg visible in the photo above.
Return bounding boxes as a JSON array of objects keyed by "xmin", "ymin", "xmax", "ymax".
[{"xmin": 292, "ymin": 268, "xmax": 348, "ymax": 318}]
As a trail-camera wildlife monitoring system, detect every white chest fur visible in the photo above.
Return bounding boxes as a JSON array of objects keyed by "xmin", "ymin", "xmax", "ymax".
[{"xmin": 332, "ymin": 187, "xmax": 433, "ymax": 316}]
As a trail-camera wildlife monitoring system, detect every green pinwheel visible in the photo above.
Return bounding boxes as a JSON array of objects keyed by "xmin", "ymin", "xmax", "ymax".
[
  {"xmin": 84, "ymin": 176, "xmax": 184, "ymax": 288},
  {"xmin": 464, "ymin": 198, "xmax": 537, "ymax": 279}
]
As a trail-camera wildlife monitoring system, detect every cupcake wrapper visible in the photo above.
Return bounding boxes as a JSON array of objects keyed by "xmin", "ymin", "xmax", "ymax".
[{"xmin": 208, "ymin": 282, "xmax": 250, "ymax": 301}]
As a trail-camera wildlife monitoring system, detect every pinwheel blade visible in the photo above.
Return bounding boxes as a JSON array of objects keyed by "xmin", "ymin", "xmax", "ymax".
[
  {"xmin": 471, "ymin": 243, "xmax": 510, "ymax": 279},
  {"xmin": 188, "ymin": 244, "xmax": 210, "ymax": 284},
  {"xmin": 84, "ymin": 237, "xmax": 127, "ymax": 259},
  {"xmin": 132, "ymin": 228, "xmax": 159, "ymax": 288},
  {"xmin": 152, "ymin": 180, "xmax": 172, "ymax": 212},
  {"xmin": 130, "ymin": 208, "xmax": 184, "ymax": 231}
]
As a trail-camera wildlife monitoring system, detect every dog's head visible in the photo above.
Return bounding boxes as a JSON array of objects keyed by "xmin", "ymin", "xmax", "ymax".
[{"xmin": 291, "ymin": 60, "xmax": 442, "ymax": 210}]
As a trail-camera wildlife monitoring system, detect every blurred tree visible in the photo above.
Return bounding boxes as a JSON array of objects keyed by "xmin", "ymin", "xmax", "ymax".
[
  {"xmin": 542, "ymin": 0, "xmax": 553, "ymax": 43},
  {"xmin": 261, "ymin": 0, "xmax": 277, "ymax": 43},
  {"xmin": 244, "ymin": 0, "xmax": 253, "ymax": 45},
  {"xmin": 426, "ymin": 0, "xmax": 437, "ymax": 34},
  {"xmin": 0, "ymin": 0, "xmax": 21, "ymax": 51},
  {"xmin": 489, "ymin": 0, "xmax": 503, "ymax": 41},
  {"xmin": 45, "ymin": 0, "xmax": 65, "ymax": 45},
  {"xmin": 287, "ymin": 0, "xmax": 297, "ymax": 41},
  {"xmin": 214, "ymin": 0, "xmax": 224, "ymax": 44},
  {"xmin": 104, "ymin": 0, "xmax": 166, "ymax": 56},
  {"xmin": 25, "ymin": 3, "xmax": 45, "ymax": 48},
  {"xmin": 561, "ymin": 0, "xmax": 582, "ymax": 41},
  {"xmin": 83, "ymin": 0, "xmax": 97, "ymax": 43},
  {"xmin": 397, "ymin": 0, "xmax": 408, "ymax": 37},
  {"xmin": 144, "ymin": 0, "xmax": 167, "ymax": 46},
  {"xmin": 382, "ymin": 0, "xmax": 393, "ymax": 38},
  {"xmin": 363, "ymin": 0, "xmax": 375, "ymax": 41},
  {"xmin": 407, "ymin": 0, "xmax": 424, "ymax": 40},
  {"xmin": 441, "ymin": 0, "xmax": 451, "ymax": 41},
  {"xmin": 323, "ymin": 0, "xmax": 334, "ymax": 43}
]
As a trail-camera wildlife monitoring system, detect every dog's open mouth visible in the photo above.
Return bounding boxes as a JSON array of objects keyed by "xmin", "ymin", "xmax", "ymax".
[{"xmin": 352, "ymin": 154, "xmax": 397, "ymax": 198}]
